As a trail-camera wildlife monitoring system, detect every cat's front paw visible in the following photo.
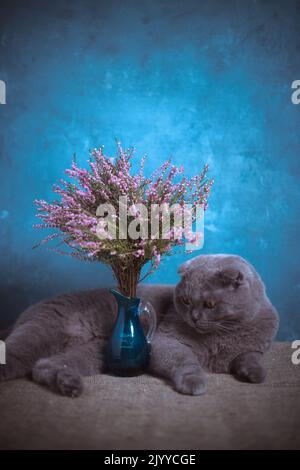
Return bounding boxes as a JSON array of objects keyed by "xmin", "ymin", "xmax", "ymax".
[
  {"xmin": 174, "ymin": 370, "xmax": 206, "ymax": 396},
  {"xmin": 236, "ymin": 363, "xmax": 266, "ymax": 383},
  {"xmin": 56, "ymin": 368, "xmax": 83, "ymax": 397},
  {"xmin": 231, "ymin": 355, "xmax": 266, "ymax": 383}
]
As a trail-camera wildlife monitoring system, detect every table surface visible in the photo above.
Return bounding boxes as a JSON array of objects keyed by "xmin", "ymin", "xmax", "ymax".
[{"xmin": 0, "ymin": 342, "xmax": 299, "ymax": 450}]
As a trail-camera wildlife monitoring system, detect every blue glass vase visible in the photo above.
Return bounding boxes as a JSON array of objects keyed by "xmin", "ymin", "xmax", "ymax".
[{"xmin": 105, "ymin": 289, "xmax": 157, "ymax": 376}]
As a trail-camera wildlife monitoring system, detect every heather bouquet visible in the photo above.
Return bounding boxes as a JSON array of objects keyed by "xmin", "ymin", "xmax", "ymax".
[{"xmin": 35, "ymin": 142, "xmax": 213, "ymax": 297}]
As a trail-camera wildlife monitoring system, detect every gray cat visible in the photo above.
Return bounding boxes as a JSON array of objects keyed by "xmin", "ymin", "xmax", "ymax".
[{"xmin": 0, "ymin": 254, "xmax": 278, "ymax": 396}]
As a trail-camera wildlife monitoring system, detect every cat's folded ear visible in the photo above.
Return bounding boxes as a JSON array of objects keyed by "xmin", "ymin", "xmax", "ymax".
[
  {"xmin": 178, "ymin": 259, "xmax": 194, "ymax": 276},
  {"xmin": 178, "ymin": 255, "xmax": 203, "ymax": 276},
  {"xmin": 216, "ymin": 268, "xmax": 244, "ymax": 288}
]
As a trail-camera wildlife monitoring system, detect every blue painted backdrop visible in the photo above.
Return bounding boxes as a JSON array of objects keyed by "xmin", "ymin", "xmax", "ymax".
[{"xmin": 0, "ymin": 0, "xmax": 300, "ymax": 339}]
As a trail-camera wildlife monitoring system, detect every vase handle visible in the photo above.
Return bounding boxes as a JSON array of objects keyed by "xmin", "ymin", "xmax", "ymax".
[{"xmin": 139, "ymin": 301, "xmax": 157, "ymax": 343}]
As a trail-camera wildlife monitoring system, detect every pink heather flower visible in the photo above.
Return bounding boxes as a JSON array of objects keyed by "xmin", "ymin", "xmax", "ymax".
[
  {"xmin": 34, "ymin": 142, "xmax": 213, "ymax": 286},
  {"xmin": 134, "ymin": 249, "xmax": 145, "ymax": 258},
  {"xmin": 152, "ymin": 247, "xmax": 161, "ymax": 267}
]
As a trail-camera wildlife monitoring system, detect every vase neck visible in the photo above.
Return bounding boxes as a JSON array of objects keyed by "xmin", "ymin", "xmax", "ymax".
[{"xmin": 110, "ymin": 288, "xmax": 140, "ymax": 310}]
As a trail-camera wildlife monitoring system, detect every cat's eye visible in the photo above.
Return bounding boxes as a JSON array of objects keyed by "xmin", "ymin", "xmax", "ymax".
[{"xmin": 204, "ymin": 300, "xmax": 217, "ymax": 309}]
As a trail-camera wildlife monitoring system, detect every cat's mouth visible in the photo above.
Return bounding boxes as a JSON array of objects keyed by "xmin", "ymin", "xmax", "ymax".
[
  {"xmin": 190, "ymin": 317, "xmax": 231, "ymax": 334},
  {"xmin": 190, "ymin": 318, "xmax": 216, "ymax": 333}
]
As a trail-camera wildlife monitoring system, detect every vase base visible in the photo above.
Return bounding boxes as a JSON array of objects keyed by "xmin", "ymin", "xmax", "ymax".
[{"xmin": 106, "ymin": 365, "xmax": 147, "ymax": 377}]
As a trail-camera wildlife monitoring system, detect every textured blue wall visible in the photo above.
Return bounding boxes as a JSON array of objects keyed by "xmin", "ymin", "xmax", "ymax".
[{"xmin": 0, "ymin": 0, "xmax": 300, "ymax": 339}]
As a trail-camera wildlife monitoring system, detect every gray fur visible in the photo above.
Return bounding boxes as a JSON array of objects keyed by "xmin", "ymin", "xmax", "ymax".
[{"xmin": 0, "ymin": 254, "xmax": 278, "ymax": 397}]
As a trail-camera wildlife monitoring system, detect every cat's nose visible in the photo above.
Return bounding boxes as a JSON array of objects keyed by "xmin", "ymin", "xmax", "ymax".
[{"xmin": 191, "ymin": 310, "xmax": 199, "ymax": 323}]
